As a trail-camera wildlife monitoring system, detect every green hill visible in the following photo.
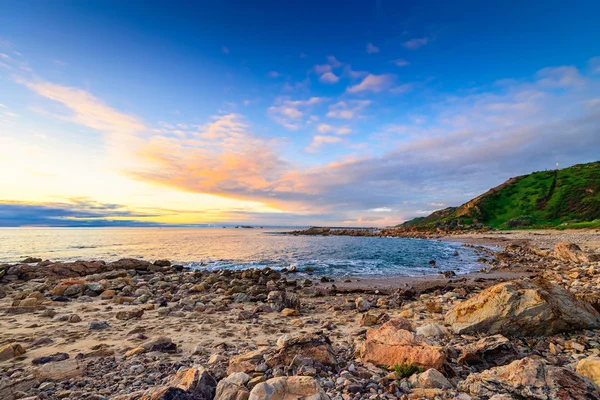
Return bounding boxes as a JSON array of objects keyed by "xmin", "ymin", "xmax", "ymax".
[{"xmin": 400, "ymin": 161, "xmax": 600, "ymax": 230}]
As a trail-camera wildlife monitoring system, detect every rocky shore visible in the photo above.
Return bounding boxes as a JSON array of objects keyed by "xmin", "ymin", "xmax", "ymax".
[{"xmin": 1, "ymin": 237, "xmax": 600, "ymax": 399}]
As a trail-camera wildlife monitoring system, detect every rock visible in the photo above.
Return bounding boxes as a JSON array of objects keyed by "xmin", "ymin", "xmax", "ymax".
[
  {"xmin": 88, "ymin": 321, "xmax": 111, "ymax": 330},
  {"xmin": 355, "ymin": 297, "xmax": 370, "ymax": 312},
  {"xmin": 268, "ymin": 333, "xmax": 336, "ymax": 367},
  {"xmin": 142, "ymin": 337, "xmax": 177, "ymax": 353},
  {"xmin": 458, "ymin": 357, "xmax": 600, "ymax": 399},
  {"xmin": 154, "ymin": 259, "xmax": 172, "ymax": 267},
  {"xmin": 33, "ymin": 359, "xmax": 86, "ymax": 380},
  {"xmin": 281, "ymin": 308, "xmax": 299, "ymax": 317},
  {"xmin": 17, "ymin": 298, "xmax": 38, "ymax": 307},
  {"xmin": 215, "ymin": 373, "xmax": 250, "ymax": 400},
  {"xmin": 0, "ymin": 376, "xmax": 38, "ymax": 399},
  {"xmin": 116, "ymin": 309, "xmax": 144, "ymax": 320},
  {"xmin": 249, "ymin": 376, "xmax": 328, "ymax": 400},
  {"xmin": 408, "ymin": 369, "xmax": 452, "ymax": 389},
  {"xmin": 360, "ymin": 313, "xmax": 379, "ymax": 327},
  {"xmin": 32, "ymin": 352, "xmax": 69, "ymax": 365},
  {"xmin": 138, "ymin": 367, "xmax": 217, "ymax": 400},
  {"xmin": 125, "ymin": 347, "xmax": 146, "ymax": 357},
  {"xmin": 554, "ymin": 242, "xmax": 600, "ymax": 263},
  {"xmin": 415, "ymin": 323, "xmax": 446, "ymax": 338},
  {"xmin": 40, "ymin": 309, "xmax": 57, "ymax": 318},
  {"xmin": 577, "ymin": 356, "xmax": 600, "ymax": 387},
  {"xmin": 209, "ymin": 354, "xmax": 229, "ymax": 365},
  {"xmin": 445, "ymin": 279, "xmax": 600, "ymax": 337},
  {"xmin": 21, "ymin": 257, "xmax": 42, "ymax": 263},
  {"xmin": 0, "ymin": 343, "xmax": 26, "ymax": 361},
  {"xmin": 359, "ymin": 319, "xmax": 445, "ymax": 370},
  {"xmin": 68, "ymin": 314, "xmax": 82, "ymax": 323},
  {"xmin": 458, "ymin": 334, "xmax": 520, "ymax": 372},
  {"xmin": 227, "ymin": 349, "xmax": 270, "ymax": 374},
  {"xmin": 100, "ymin": 290, "xmax": 116, "ymax": 299}
]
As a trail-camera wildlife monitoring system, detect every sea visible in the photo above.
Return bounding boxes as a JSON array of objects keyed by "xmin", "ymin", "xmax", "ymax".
[{"xmin": 0, "ymin": 227, "xmax": 488, "ymax": 277}]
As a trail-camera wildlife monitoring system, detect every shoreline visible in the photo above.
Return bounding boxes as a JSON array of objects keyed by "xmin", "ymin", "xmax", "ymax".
[{"xmin": 1, "ymin": 230, "xmax": 600, "ymax": 399}]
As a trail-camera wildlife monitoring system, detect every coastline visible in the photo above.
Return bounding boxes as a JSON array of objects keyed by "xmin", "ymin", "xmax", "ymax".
[{"xmin": 1, "ymin": 230, "xmax": 600, "ymax": 399}]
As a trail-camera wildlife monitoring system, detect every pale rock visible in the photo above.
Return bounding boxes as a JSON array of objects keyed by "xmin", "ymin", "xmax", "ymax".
[
  {"xmin": 445, "ymin": 280, "xmax": 600, "ymax": 337},
  {"xmin": 458, "ymin": 357, "xmax": 599, "ymax": 399},
  {"xmin": 408, "ymin": 369, "xmax": 452, "ymax": 389},
  {"xmin": 577, "ymin": 356, "xmax": 600, "ymax": 387},
  {"xmin": 249, "ymin": 376, "xmax": 328, "ymax": 400}
]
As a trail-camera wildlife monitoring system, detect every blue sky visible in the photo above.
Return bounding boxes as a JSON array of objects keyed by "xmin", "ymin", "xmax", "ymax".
[{"xmin": 0, "ymin": 0, "xmax": 599, "ymax": 226}]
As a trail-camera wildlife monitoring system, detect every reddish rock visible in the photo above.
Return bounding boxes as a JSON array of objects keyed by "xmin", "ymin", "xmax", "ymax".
[{"xmin": 359, "ymin": 319, "xmax": 445, "ymax": 370}]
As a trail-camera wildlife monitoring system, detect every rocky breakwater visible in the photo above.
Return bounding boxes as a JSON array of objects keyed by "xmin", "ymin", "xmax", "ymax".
[{"xmin": 0, "ymin": 240, "xmax": 600, "ymax": 399}]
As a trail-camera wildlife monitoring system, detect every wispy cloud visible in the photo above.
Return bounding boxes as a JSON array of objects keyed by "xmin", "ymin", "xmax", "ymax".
[
  {"xmin": 319, "ymin": 72, "xmax": 339, "ymax": 84},
  {"xmin": 347, "ymin": 74, "xmax": 396, "ymax": 93},
  {"xmin": 326, "ymin": 100, "xmax": 371, "ymax": 119},
  {"xmin": 317, "ymin": 124, "xmax": 352, "ymax": 135},
  {"xmin": 403, "ymin": 37, "xmax": 429, "ymax": 49},
  {"xmin": 222, "ymin": 46, "xmax": 230, "ymax": 54},
  {"xmin": 268, "ymin": 96, "xmax": 325, "ymax": 130},
  {"xmin": 18, "ymin": 78, "xmax": 147, "ymax": 135},
  {"xmin": 366, "ymin": 43, "xmax": 379, "ymax": 54},
  {"xmin": 306, "ymin": 135, "xmax": 343, "ymax": 153},
  {"xmin": 391, "ymin": 59, "xmax": 409, "ymax": 67}
]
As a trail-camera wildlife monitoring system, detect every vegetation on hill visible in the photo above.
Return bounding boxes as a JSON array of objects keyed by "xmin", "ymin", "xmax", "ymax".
[{"xmin": 399, "ymin": 161, "xmax": 600, "ymax": 230}]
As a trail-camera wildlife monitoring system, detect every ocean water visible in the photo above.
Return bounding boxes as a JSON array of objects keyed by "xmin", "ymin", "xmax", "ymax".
[{"xmin": 0, "ymin": 228, "xmax": 488, "ymax": 277}]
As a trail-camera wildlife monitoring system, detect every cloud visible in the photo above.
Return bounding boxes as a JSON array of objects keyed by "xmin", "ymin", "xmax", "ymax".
[
  {"xmin": 306, "ymin": 135, "xmax": 343, "ymax": 153},
  {"xmin": 18, "ymin": 78, "xmax": 147, "ymax": 135},
  {"xmin": 222, "ymin": 46, "xmax": 230, "ymax": 54},
  {"xmin": 343, "ymin": 66, "xmax": 369, "ymax": 79},
  {"xmin": 0, "ymin": 199, "xmax": 161, "ymax": 227},
  {"xmin": 314, "ymin": 64, "xmax": 332, "ymax": 74},
  {"xmin": 314, "ymin": 56, "xmax": 343, "ymax": 81},
  {"xmin": 267, "ymin": 71, "xmax": 280, "ymax": 78},
  {"xmin": 129, "ymin": 113, "xmax": 298, "ymax": 207},
  {"xmin": 268, "ymin": 97, "xmax": 325, "ymax": 130},
  {"xmin": 403, "ymin": 37, "xmax": 429, "ymax": 49},
  {"xmin": 366, "ymin": 43, "xmax": 379, "ymax": 54},
  {"xmin": 326, "ymin": 100, "xmax": 371, "ymax": 119},
  {"xmin": 391, "ymin": 59, "xmax": 409, "ymax": 67},
  {"xmin": 590, "ymin": 57, "xmax": 600, "ymax": 74},
  {"xmin": 347, "ymin": 74, "xmax": 396, "ymax": 93},
  {"xmin": 536, "ymin": 66, "xmax": 584, "ymax": 87},
  {"xmin": 319, "ymin": 72, "xmax": 339, "ymax": 84},
  {"xmin": 317, "ymin": 124, "xmax": 352, "ymax": 135},
  {"xmin": 326, "ymin": 56, "xmax": 342, "ymax": 68}
]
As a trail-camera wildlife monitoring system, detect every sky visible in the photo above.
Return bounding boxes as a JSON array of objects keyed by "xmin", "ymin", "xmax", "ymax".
[{"xmin": 1, "ymin": 0, "xmax": 599, "ymax": 227}]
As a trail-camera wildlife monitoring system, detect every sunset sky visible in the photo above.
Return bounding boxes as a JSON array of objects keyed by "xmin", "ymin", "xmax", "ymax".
[{"xmin": 1, "ymin": 0, "xmax": 599, "ymax": 227}]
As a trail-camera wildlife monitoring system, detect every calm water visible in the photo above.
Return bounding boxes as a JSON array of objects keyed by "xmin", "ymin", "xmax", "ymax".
[{"xmin": 0, "ymin": 228, "xmax": 487, "ymax": 277}]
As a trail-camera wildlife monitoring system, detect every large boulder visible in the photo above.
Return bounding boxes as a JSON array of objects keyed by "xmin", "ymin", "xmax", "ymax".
[
  {"xmin": 554, "ymin": 242, "xmax": 600, "ymax": 263},
  {"xmin": 445, "ymin": 280, "xmax": 600, "ymax": 337},
  {"xmin": 458, "ymin": 357, "xmax": 600, "ymax": 399},
  {"xmin": 249, "ymin": 376, "xmax": 328, "ymax": 400},
  {"xmin": 358, "ymin": 319, "xmax": 446, "ymax": 370}
]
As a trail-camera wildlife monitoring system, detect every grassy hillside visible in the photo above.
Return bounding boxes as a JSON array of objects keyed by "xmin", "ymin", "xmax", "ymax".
[{"xmin": 400, "ymin": 161, "xmax": 600, "ymax": 230}]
